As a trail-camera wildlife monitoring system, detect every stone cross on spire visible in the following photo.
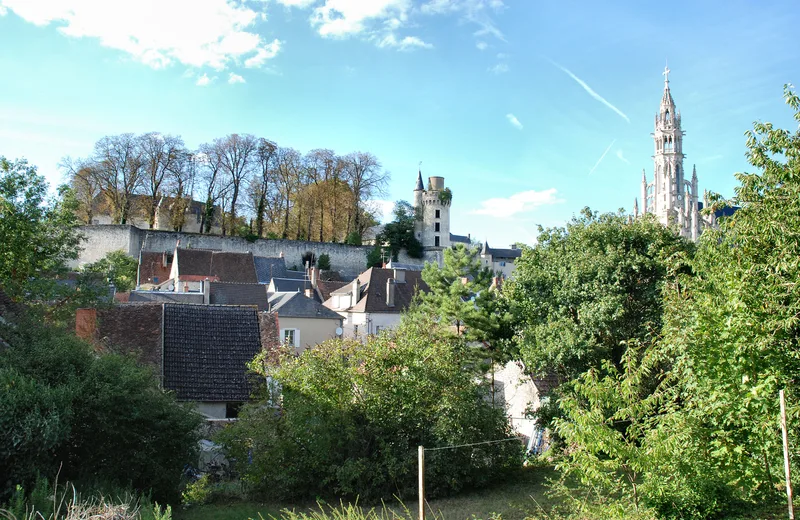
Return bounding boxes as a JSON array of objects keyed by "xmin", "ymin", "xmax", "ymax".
[{"xmin": 663, "ymin": 64, "xmax": 670, "ymax": 85}]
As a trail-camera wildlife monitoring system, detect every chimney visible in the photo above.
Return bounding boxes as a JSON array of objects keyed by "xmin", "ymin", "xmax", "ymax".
[
  {"xmin": 203, "ymin": 279, "xmax": 210, "ymax": 304},
  {"xmin": 490, "ymin": 276, "xmax": 503, "ymax": 291},
  {"xmin": 183, "ymin": 281, "xmax": 189, "ymax": 293},
  {"xmin": 386, "ymin": 278, "xmax": 396, "ymax": 307},
  {"xmin": 311, "ymin": 266, "xmax": 318, "ymax": 288},
  {"xmin": 75, "ymin": 308, "xmax": 97, "ymax": 340},
  {"xmin": 279, "ymin": 251, "xmax": 284, "ymax": 258},
  {"xmin": 393, "ymin": 268, "xmax": 406, "ymax": 284},
  {"xmin": 304, "ymin": 288, "xmax": 313, "ymax": 299},
  {"xmin": 352, "ymin": 278, "xmax": 361, "ymax": 307}
]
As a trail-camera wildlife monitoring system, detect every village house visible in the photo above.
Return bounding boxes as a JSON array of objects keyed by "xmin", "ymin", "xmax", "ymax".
[
  {"xmin": 268, "ymin": 291, "xmax": 343, "ymax": 353},
  {"xmin": 91, "ymin": 194, "xmax": 223, "ymax": 234},
  {"xmin": 75, "ymin": 303, "xmax": 281, "ymax": 420},
  {"xmin": 323, "ymin": 267, "xmax": 427, "ymax": 339}
]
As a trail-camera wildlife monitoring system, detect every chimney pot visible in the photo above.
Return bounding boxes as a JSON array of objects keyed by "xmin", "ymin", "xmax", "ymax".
[{"xmin": 386, "ymin": 278, "xmax": 396, "ymax": 307}]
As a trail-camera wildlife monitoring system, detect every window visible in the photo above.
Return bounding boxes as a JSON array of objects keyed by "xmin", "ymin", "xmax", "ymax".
[
  {"xmin": 499, "ymin": 261, "xmax": 506, "ymax": 267},
  {"xmin": 434, "ymin": 236, "xmax": 440, "ymax": 247},
  {"xmin": 435, "ymin": 222, "xmax": 440, "ymax": 232},
  {"xmin": 281, "ymin": 328, "xmax": 299, "ymax": 348},
  {"xmin": 435, "ymin": 209, "xmax": 440, "ymax": 218},
  {"xmin": 375, "ymin": 326, "xmax": 381, "ymax": 335},
  {"xmin": 152, "ymin": 276, "xmax": 159, "ymax": 284},
  {"xmin": 353, "ymin": 324, "xmax": 359, "ymax": 337},
  {"xmin": 225, "ymin": 402, "xmax": 242, "ymax": 419}
]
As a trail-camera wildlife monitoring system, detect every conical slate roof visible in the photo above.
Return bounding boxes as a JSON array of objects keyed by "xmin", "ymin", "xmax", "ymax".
[{"xmin": 415, "ymin": 170, "xmax": 424, "ymax": 191}]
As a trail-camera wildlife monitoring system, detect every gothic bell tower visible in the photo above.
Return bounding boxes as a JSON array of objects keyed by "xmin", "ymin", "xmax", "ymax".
[{"xmin": 638, "ymin": 66, "xmax": 700, "ymax": 240}]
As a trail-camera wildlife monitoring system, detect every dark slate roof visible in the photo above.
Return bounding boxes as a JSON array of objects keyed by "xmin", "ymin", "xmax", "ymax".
[
  {"xmin": 697, "ymin": 201, "xmax": 739, "ymax": 219},
  {"xmin": 283, "ymin": 270, "xmax": 306, "ymax": 280},
  {"xmin": 386, "ymin": 261, "xmax": 424, "ymax": 271},
  {"xmin": 450, "ymin": 233, "xmax": 471, "ymax": 244},
  {"xmin": 415, "ymin": 170, "xmax": 424, "ymax": 191},
  {"xmin": 175, "ymin": 248, "xmax": 258, "ymax": 283},
  {"xmin": 254, "ymin": 256, "xmax": 288, "ymax": 283},
  {"xmin": 210, "ymin": 282, "xmax": 268, "ymax": 311},
  {"xmin": 270, "ymin": 277, "xmax": 309, "ymax": 293},
  {"xmin": 138, "ymin": 251, "xmax": 173, "ymax": 285},
  {"xmin": 129, "ymin": 291, "xmax": 205, "ymax": 304},
  {"xmin": 162, "ymin": 304, "xmax": 263, "ymax": 402},
  {"xmin": 269, "ymin": 292, "xmax": 343, "ymax": 320},
  {"xmin": 324, "ymin": 268, "xmax": 428, "ymax": 314},
  {"xmin": 481, "ymin": 241, "xmax": 522, "ymax": 259}
]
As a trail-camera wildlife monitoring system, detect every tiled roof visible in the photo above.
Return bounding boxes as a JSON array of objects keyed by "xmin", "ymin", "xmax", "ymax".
[
  {"xmin": 254, "ymin": 256, "xmax": 288, "ymax": 283},
  {"xmin": 95, "ymin": 304, "xmax": 164, "ymax": 372},
  {"xmin": 162, "ymin": 304, "xmax": 264, "ymax": 402},
  {"xmin": 210, "ymin": 282, "xmax": 268, "ymax": 311},
  {"xmin": 385, "ymin": 261, "xmax": 424, "ymax": 271},
  {"xmin": 175, "ymin": 248, "xmax": 258, "ymax": 283},
  {"xmin": 138, "ymin": 251, "xmax": 172, "ymax": 285},
  {"xmin": 129, "ymin": 291, "xmax": 205, "ymax": 304},
  {"xmin": 315, "ymin": 280, "xmax": 348, "ymax": 302},
  {"xmin": 481, "ymin": 241, "xmax": 522, "ymax": 259},
  {"xmin": 531, "ymin": 374, "xmax": 560, "ymax": 396},
  {"xmin": 283, "ymin": 270, "xmax": 306, "ymax": 280},
  {"xmin": 269, "ymin": 292, "xmax": 343, "ymax": 319},
  {"xmin": 324, "ymin": 268, "xmax": 428, "ymax": 314}
]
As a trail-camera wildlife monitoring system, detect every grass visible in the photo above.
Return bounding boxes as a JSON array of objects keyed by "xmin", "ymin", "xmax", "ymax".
[{"xmin": 174, "ymin": 466, "xmax": 558, "ymax": 520}]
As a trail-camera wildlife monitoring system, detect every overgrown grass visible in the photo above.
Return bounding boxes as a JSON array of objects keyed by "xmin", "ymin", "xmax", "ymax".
[{"xmin": 174, "ymin": 466, "xmax": 556, "ymax": 520}]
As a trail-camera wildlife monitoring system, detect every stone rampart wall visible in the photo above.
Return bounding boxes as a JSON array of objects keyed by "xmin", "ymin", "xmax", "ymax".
[{"xmin": 73, "ymin": 225, "xmax": 428, "ymax": 278}]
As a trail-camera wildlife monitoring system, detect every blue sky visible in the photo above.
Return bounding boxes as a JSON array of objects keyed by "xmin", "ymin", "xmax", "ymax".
[{"xmin": 1, "ymin": 0, "xmax": 798, "ymax": 248}]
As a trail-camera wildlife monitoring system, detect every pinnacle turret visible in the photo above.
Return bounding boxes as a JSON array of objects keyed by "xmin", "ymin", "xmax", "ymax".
[{"xmin": 414, "ymin": 170, "xmax": 424, "ymax": 191}]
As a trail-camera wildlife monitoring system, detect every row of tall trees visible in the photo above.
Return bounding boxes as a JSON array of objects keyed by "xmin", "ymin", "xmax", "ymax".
[{"xmin": 63, "ymin": 133, "xmax": 389, "ymax": 241}]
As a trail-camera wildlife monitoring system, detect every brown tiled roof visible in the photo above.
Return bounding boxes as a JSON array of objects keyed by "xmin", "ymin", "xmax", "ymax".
[
  {"xmin": 210, "ymin": 282, "xmax": 268, "ymax": 311},
  {"xmin": 95, "ymin": 304, "xmax": 164, "ymax": 374},
  {"xmin": 315, "ymin": 280, "xmax": 348, "ymax": 303},
  {"xmin": 138, "ymin": 251, "xmax": 172, "ymax": 285},
  {"xmin": 162, "ymin": 304, "xmax": 264, "ymax": 402},
  {"xmin": 325, "ymin": 268, "xmax": 428, "ymax": 313},
  {"xmin": 175, "ymin": 248, "xmax": 257, "ymax": 284},
  {"xmin": 531, "ymin": 374, "xmax": 561, "ymax": 396}
]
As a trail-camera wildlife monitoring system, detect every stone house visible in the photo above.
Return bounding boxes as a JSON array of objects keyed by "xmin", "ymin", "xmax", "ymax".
[{"xmin": 268, "ymin": 291, "xmax": 343, "ymax": 353}]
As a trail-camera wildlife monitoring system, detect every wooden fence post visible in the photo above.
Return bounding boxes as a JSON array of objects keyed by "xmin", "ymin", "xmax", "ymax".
[
  {"xmin": 418, "ymin": 445, "xmax": 425, "ymax": 520},
  {"xmin": 781, "ymin": 389, "xmax": 794, "ymax": 520}
]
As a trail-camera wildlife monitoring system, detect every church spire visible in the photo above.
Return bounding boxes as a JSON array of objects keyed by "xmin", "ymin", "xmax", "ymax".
[{"xmin": 414, "ymin": 168, "xmax": 424, "ymax": 191}]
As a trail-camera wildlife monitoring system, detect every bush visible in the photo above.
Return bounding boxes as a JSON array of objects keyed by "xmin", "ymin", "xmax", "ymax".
[
  {"xmin": 218, "ymin": 317, "xmax": 523, "ymax": 501},
  {"xmin": 317, "ymin": 253, "xmax": 331, "ymax": 271},
  {"xmin": 0, "ymin": 317, "xmax": 201, "ymax": 502},
  {"xmin": 345, "ymin": 231, "xmax": 362, "ymax": 246}
]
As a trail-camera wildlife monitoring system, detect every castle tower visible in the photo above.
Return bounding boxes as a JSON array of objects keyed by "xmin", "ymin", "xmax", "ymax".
[
  {"xmin": 639, "ymin": 66, "xmax": 701, "ymax": 239},
  {"xmin": 413, "ymin": 172, "xmax": 451, "ymax": 250}
]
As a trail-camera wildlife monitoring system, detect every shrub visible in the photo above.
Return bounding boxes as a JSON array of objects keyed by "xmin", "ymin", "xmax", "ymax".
[
  {"xmin": 218, "ymin": 317, "xmax": 523, "ymax": 501},
  {"xmin": 317, "ymin": 253, "xmax": 331, "ymax": 271},
  {"xmin": 0, "ymin": 317, "xmax": 201, "ymax": 502},
  {"xmin": 345, "ymin": 231, "xmax": 362, "ymax": 246}
]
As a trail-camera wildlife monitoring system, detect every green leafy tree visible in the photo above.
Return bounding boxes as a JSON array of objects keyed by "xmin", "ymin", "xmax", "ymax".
[
  {"xmin": 81, "ymin": 250, "xmax": 139, "ymax": 293},
  {"xmin": 367, "ymin": 200, "xmax": 423, "ymax": 267},
  {"xmin": 0, "ymin": 316, "xmax": 201, "ymax": 502},
  {"xmin": 218, "ymin": 316, "xmax": 522, "ymax": 501},
  {"xmin": 505, "ymin": 209, "xmax": 693, "ymax": 382},
  {"xmin": 0, "ymin": 158, "xmax": 83, "ymax": 299},
  {"xmin": 317, "ymin": 253, "xmax": 331, "ymax": 270}
]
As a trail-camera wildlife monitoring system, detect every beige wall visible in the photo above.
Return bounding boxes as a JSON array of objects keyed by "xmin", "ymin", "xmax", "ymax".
[
  {"xmin": 278, "ymin": 316, "xmax": 342, "ymax": 353},
  {"xmin": 195, "ymin": 401, "xmax": 227, "ymax": 419}
]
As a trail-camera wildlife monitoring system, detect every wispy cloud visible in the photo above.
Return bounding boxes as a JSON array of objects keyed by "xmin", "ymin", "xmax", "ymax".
[
  {"xmin": 548, "ymin": 59, "xmax": 630, "ymax": 123},
  {"xmin": 228, "ymin": 72, "xmax": 245, "ymax": 84},
  {"xmin": 489, "ymin": 62, "xmax": 508, "ymax": 74},
  {"xmin": 506, "ymin": 113, "xmax": 523, "ymax": 130},
  {"xmin": 0, "ymin": 0, "xmax": 282, "ymax": 71},
  {"xmin": 196, "ymin": 73, "xmax": 214, "ymax": 86},
  {"xmin": 476, "ymin": 41, "xmax": 488, "ymax": 50},
  {"xmin": 589, "ymin": 139, "xmax": 616, "ymax": 175},
  {"xmin": 616, "ymin": 149, "xmax": 629, "ymax": 164},
  {"xmin": 368, "ymin": 199, "xmax": 396, "ymax": 222},
  {"xmin": 378, "ymin": 34, "xmax": 434, "ymax": 51},
  {"xmin": 473, "ymin": 188, "xmax": 563, "ymax": 218},
  {"xmin": 421, "ymin": 0, "xmax": 507, "ymax": 42}
]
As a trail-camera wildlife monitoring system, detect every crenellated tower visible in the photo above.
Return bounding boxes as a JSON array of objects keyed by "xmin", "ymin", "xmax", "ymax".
[
  {"xmin": 413, "ymin": 170, "xmax": 451, "ymax": 249},
  {"xmin": 637, "ymin": 66, "xmax": 701, "ymax": 240}
]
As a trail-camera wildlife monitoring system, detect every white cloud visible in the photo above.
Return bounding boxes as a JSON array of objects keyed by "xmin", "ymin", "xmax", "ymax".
[
  {"xmin": 228, "ymin": 72, "xmax": 245, "ymax": 84},
  {"xmin": 476, "ymin": 40, "xmax": 487, "ymax": 50},
  {"xmin": 548, "ymin": 59, "xmax": 630, "ymax": 123},
  {"xmin": 275, "ymin": 0, "xmax": 317, "ymax": 7},
  {"xmin": 589, "ymin": 139, "xmax": 616, "ymax": 175},
  {"xmin": 489, "ymin": 62, "xmax": 508, "ymax": 74},
  {"xmin": 244, "ymin": 39, "xmax": 282, "ymax": 67},
  {"xmin": 310, "ymin": 0, "xmax": 411, "ymax": 38},
  {"xmin": 473, "ymin": 188, "xmax": 563, "ymax": 218},
  {"xmin": 506, "ymin": 113, "xmax": 522, "ymax": 130},
  {"xmin": 0, "ymin": 0, "xmax": 281, "ymax": 70},
  {"xmin": 0, "ymin": 4, "xmax": 6, "ymax": 15},
  {"xmin": 196, "ymin": 73, "xmax": 213, "ymax": 86},
  {"xmin": 420, "ymin": 0, "xmax": 506, "ymax": 41},
  {"xmin": 616, "ymin": 149, "xmax": 629, "ymax": 164},
  {"xmin": 378, "ymin": 34, "xmax": 433, "ymax": 50}
]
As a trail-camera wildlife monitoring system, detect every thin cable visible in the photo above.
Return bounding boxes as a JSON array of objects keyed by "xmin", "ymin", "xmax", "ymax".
[{"xmin": 423, "ymin": 436, "xmax": 525, "ymax": 452}]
